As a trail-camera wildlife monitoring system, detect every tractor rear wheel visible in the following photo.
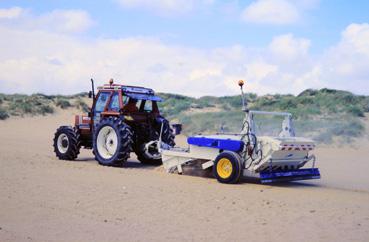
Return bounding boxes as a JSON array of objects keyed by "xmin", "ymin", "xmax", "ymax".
[
  {"xmin": 93, "ymin": 117, "xmax": 133, "ymax": 167},
  {"xmin": 160, "ymin": 118, "xmax": 175, "ymax": 147},
  {"xmin": 53, "ymin": 126, "xmax": 81, "ymax": 160},
  {"xmin": 136, "ymin": 142, "xmax": 162, "ymax": 166},
  {"xmin": 213, "ymin": 151, "xmax": 242, "ymax": 184},
  {"xmin": 135, "ymin": 118, "xmax": 175, "ymax": 166}
]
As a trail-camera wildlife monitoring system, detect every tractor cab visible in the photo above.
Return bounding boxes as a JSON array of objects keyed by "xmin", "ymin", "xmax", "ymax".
[
  {"xmin": 92, "ymin": 82, "xmax": 163, "ymax": 126},
  {"xmin": 121, "ymin": 86, "xmax": 162, "ymax": 122}
]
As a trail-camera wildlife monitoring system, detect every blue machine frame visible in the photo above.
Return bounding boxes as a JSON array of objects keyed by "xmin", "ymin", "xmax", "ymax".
[
  {"xmin": 259, "ymin": 168, "xmax": 321, "ymax": 183},
  {"xmin": 187, "ymin": 136, "xmax": 244, "ymax": 152}
]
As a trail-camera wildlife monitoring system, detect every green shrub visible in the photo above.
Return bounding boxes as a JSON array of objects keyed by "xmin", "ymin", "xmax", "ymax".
[
  {"xmin": 278, "ymin": 98, "xmax": 298, "ymax": 110},
  {"xmin": 297, "ymin": 96, "xmax": 314, "ymax": 105},
  {"xmin": 290, "ymin": 106, "xmax": 321, "ymax": 119},
  {"xmin": 75, "ymin": 99, "xmax": 90, "ymax": 112},
  {"xmin": 6, "ymin": 95, "xmax": 54, "ymax": 116},
  {"xmin": 320, "ymin": 88, "xmax": 338, "ymax": 94},
  {"xmin": 219, "ymin": 96, "xmax": 243, "ymax": 109},
  {"xmin": 71, "ymin": 92, "xmax": 89, "ymax": 98},
  {"xmin": 315, "ymin": 119, "xmax": 364, "ymax": 143},
  {"xmin": 40, "ymin": 105, "xmax": 54, "ymax": 115},
  {"xmin": 248, "ymin": 93, "xmax": 258, "ymax": 100},
  {"xmin": 298, "ymin": 89, "xmax": 318, "ymax": 97},
  {"xmin": 13, "ymin": 101, "xmax": 32, "ymax": 113},
  {"xmin": 33, "ymin": 93, "xmax": 53, "ymax": 100},
  {"xmin": 315, "ymin": 132, "xmax": 333, "ymax": 143},
  {"xmin": 196, "ymin": 96, "xmax": 217, "ymax": 108},
  {"xmin": 0, "ymin": 108, "xmax": 9, "ymax": 120},
  {"xmin": 221, "ymin": 103, "xmax": 232, "ymax": 111},
  {"xmin": 176, "ymin": 111, "xmax": 244, "ymax": 135},
  {"xmin": 346, "ymin": 106, "xmax": 365, "ymax": 117},
  {"xmin": 362, "ymin": 97, "xmax": 369, "ymax": 112},
  {"xmin": 56, "ymin": 99, "xmax": 71, "ymax": 109},
  {"xmin": 332, "ymin": 120, "xmax": 364, "ymax": 137}
]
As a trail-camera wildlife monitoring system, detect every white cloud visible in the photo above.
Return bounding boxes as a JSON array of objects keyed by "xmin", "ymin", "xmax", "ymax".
[
  {"xmin": 0, "ymin": 7, "xmax": 93, "ymax": 34},
  {"xmin": 0, "ymin": 28, "xmax": 316, "ymax": 96},
  {"xmin": 294, "ymin": 0, "xmax": 320, "ymax": 9},
  {"xmin": 241, "ymin": 0, "xmax": 299, "ymax": 25},
  {"xmin": 115, "ymin": 0, "xmax": 214, "ymax": 16},
  {"xmin": 0, "ymin": 8, "xmax": 368, "ymax": 97},
  {"xmin": 37, "ymin": 10, "xmax": 94, "ymax": 33},
  {"xmin": 246, "ymin": 61, "xmax": 278, "ymax": 81},
  {"xmin": 317, "ymin": 23, "xmax": 369, "ymax": 92},
  {"xmin": 269, "ymin": 34, "xmax": 311, "ymax": 61},
  {"xmin": 0, "ymin": 7, "xmax": 24, "ymax": 19},
  {"xmin": 241, "ymin": 0, "xmax": 319, "ymax": 25},
  {"xmin": 340, "ymin": 23, "xmax": 369, "ymax": 55}
]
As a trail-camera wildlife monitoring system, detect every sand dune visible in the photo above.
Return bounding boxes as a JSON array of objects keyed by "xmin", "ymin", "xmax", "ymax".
[{"xmin": 0, "ymin": 110, "xmax": 369, "ymax": 242}]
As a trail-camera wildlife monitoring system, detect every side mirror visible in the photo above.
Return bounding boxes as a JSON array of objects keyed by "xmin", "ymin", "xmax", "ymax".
[{"xmin": 88, "ymin": 91, "xmax": 93, "ymax": 98}]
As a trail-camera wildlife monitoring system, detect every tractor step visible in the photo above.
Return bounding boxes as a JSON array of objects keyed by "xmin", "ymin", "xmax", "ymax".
[{"xmin": 259, "ymin": 168, "xmax": 320, "ymax": 183}]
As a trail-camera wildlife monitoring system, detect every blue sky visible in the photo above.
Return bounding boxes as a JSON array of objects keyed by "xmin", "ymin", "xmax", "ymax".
[
  {"xmin": 3, "ymin": 0, "xmax": 368, "ymax": 51},
  {"xmin": 0, "ymin": 0, "xmax": 369, "ymax": 96}
]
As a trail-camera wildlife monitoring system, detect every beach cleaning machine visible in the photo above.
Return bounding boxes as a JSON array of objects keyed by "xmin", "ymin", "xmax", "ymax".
[{"xmin": 160, "ymin": 81, "xmax": 321, "ymax": 184}]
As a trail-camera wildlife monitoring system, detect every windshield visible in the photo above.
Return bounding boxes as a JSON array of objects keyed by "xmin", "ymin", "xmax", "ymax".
[{"xmin": 248, "ymin": 112, "xmax": 295, "ymax": 137}]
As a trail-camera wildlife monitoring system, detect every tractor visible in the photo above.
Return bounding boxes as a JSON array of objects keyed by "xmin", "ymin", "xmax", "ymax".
[{"xmin": 53, "ymin": 79, "xmax": 175, "ymax": 166}]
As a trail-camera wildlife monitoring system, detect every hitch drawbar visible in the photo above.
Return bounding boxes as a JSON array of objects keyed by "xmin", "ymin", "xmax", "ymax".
[{"xmin": 259, "ymin": 168, "xmax": 321, "ymax": 183}]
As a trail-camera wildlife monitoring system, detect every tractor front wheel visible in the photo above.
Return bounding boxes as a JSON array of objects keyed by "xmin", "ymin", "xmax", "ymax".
[{"xmin": 53, "ymin": 126, "xmax": 81, "ymax": 160}]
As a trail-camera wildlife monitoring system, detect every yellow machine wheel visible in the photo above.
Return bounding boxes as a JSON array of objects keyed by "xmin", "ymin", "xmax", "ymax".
[
  {"xmin": 216, "ymin": 158, "xmax": 233, "ymax": 179},
  {"xmin": 213, "ymin": 151, "xmax": 242, "ymax": 184}
]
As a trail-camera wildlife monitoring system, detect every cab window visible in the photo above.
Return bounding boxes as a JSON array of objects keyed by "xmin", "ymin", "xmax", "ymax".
[
  {"xmin": 122, "ymin": 97, "xmax": 141, "ymax": 113},
  {"xmin": 109, "ymin": 92, "xmax": 120, "ymax": 111},
  {"xmin": 123, "ymin": 95, "xmax": 129, "ymax": 105},
  {"xmin": 95, "ymin": 92, "xmax": 110, "ymax": 112},
  {"xmin": 143, "ymin": 100, "xmax": 153, "ymax": 112}
]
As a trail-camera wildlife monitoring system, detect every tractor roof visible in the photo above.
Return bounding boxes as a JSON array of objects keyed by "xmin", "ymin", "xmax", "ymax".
[{"xmin": 97, "ymin": 84, "xmax": 163, "ymax": 102}]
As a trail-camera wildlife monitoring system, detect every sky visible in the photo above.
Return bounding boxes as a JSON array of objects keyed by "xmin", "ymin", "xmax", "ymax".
[{"xmin": 0, "ymin": 0, "xmax": 368, "ymax": 97}]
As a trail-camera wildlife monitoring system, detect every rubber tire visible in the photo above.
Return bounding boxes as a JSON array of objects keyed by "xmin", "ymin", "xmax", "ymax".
[
  {"xmin": 160, "ymin": 118, "xmax": 175, "ymax": 147},
  {"xmin": 136, "ymin": 118, "xmax": 175, "ymax": 166},
  {"xmin": 53, "ymin": 126, "xmax": 81, "ymax": 160},
  {"xmin": 136, "ymin": 153, "xmax": 162, "ymax": 166},
  {"xmin": 213, "ymin": 151, "xmax": 242, "ymax": 184},
  {"xmin": 93, "ymin": 117, "xmax": 133, "ymax": 167}
]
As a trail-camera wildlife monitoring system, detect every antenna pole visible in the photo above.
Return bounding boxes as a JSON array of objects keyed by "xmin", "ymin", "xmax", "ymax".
[{"xmin": 238, "ymin": 80, "xmax": 248, "ymax": 112}]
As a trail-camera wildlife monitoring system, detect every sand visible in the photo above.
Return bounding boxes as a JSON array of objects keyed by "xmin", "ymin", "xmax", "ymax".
[{"xmin": 0, "ymin": 110, "xmax": 369, "ymax": 242}]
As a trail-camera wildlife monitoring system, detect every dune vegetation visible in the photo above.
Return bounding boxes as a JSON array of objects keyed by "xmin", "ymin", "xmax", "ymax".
[
  {"xmin": 0, "ymin": 93, "xmax": 89, "ymax": 120},
  {"xmin": 158, "ymin": 89, "xmax": 369, "ymax": 143},
  {"xmin": 0, "ymin": 88, "xmax": 368, "ymax": 143}
]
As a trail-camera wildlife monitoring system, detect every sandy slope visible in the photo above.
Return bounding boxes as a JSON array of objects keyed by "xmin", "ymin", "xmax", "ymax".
[{"xmin": 0, "ymin": 110, "xmax": 369, "ymax": 242}]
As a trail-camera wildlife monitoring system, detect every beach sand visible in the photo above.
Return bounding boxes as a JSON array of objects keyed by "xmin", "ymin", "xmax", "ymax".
[{"xmin": 0, "ymin": 110, "xmax": 368, "ymax": 242}]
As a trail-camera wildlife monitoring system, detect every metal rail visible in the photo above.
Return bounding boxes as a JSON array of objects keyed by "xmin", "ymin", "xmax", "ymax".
[{"xmin": 248, "ymin": 110, "xmax": 292, "ymax": 116}]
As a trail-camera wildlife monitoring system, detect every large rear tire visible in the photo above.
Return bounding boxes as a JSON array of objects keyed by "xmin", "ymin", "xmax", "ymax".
[
  {"xmin": 53, "ymin": 126, "xmax": 81, "ymax": 160},
  {"xmin": 160, "ymin": 118, "xmax": 175, "ymax": 147},
  {"xmin": 135, "ymin": 118, "xmax": 175, "ymax": 166},
  {"xmin": 93, "ymin": 117, "xmax": 133, "ymax": 167},
  {"xmin": 136, "ymin": 142, "xmax": 162, "ymax": 166}
]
